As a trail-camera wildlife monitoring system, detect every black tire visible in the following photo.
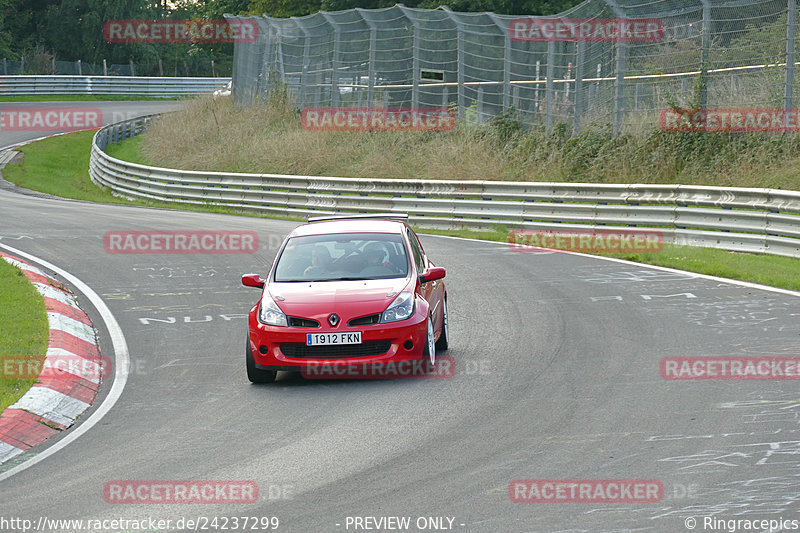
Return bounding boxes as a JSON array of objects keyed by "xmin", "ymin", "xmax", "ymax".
[
  {"xmin": 435, "ymin": 295, "xmax": 449, "ymax": 351},
  {"xmin": 246, "ymin": 339, "xmax": 276, "ymax": 384},
  {"xmin": 422, "ymin": 313, "xmax": 435, "ymax": 365}
]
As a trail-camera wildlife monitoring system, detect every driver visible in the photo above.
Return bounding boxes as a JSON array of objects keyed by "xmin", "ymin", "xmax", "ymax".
[
  {"xmin": 304, "ymin": 246, "xmax": 333, "ymax": 277},
  {"xmin": 362, "ymin": 243, "xmax": 396, "ymax": 274}
]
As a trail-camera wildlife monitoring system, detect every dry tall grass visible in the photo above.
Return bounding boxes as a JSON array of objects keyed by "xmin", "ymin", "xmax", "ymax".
[{"xmin": 138, "ymin": 95, "xmax": 800, "ymax": 189}]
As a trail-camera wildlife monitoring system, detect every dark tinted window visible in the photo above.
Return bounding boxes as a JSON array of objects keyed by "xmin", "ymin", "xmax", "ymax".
[{"xmin": 406, "ymin": 228, "xmax": 426, "ymax": 272}]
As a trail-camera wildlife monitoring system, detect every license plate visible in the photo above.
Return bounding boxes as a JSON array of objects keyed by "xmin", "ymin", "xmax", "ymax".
[{"xmin": 306, "ymin": 332, "xmax": 362, "ymax": 346}]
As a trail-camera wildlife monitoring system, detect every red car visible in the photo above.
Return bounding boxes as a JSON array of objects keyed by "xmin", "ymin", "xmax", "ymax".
[{"xmin": 241, "ymin": 214, "xmax": 449, "ymax": 383}]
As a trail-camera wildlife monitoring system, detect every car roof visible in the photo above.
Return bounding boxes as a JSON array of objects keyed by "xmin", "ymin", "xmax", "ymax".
[{"xmin": 290, "ymin": 218, "xmax": 409, "ymax": 238}]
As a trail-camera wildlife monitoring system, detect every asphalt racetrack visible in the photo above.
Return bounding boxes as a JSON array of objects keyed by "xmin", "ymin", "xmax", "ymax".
[{"xmin": 2, "ymin": 102, "xmax": 800, "ymax": 532}]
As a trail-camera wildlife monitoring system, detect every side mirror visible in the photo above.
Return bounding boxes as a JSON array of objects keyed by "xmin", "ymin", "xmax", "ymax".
[
  {"xmin": 242, "ymin": 273, "xmax": 265, "ymax": 288},
  {"xmin": 419, "ymin": 266, "xmax": 446, "ymax": 284}
]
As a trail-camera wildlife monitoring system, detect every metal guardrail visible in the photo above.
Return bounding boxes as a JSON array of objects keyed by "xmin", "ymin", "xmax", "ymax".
[
  {"xmin": 0, "ymin": 76, "xmax": 230, "ymax": 96},
  {"xmin": 89, "ymin": 116, "xmax": 800, "ymax": 258}
]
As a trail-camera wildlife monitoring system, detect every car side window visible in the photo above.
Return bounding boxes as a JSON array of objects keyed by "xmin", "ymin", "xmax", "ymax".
[{"xmin": 406, "ymin": 228, "xmax": 426, "ymax": 273}]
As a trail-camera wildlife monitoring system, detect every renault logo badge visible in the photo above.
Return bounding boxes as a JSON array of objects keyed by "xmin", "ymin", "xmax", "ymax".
[{"xmin": 328, "ymin": 313, "xmax": 340, "ymax": 327}]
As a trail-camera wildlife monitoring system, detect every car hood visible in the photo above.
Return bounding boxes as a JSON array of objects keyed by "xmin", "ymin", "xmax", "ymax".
[{"xmin": 269, "ymin": 278, "xmax": 412, "ymax": 321}]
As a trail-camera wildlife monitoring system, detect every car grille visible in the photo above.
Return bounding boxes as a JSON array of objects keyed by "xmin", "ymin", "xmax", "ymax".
[
  {"xmin": 280, "ymin": 340, "xmax": 392, "ymax": 359},
  {"xmin": 288, "ymin": 317, "xmax": 320, "ymax": 328},
  {"xmin": 348, "ymin": 313, "xmax": 381, "ymax": 327}
]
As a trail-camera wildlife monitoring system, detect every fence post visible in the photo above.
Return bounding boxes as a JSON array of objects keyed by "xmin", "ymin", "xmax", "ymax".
[
  {"xmin": 546, "ymin": 41, "xmax": 555, "ymax": 133},
  {"xmin": 488, "ymin": 14, "xmax": 512, "ymax": 111},
  {"xmin": 368, "ymin": 28, "xmax": 376, "ymax": 105},
  {"xmin": 477, "ymin": 87, "xmax": 485, "ymax": 123},
  {"xmin": 573, "ymin": 41, "xmax": 585, "ymax": 135},
  {"xmin": 397, "ymin": 7, "xmax": 420, "ymax": 109},
  {"xmin": 294, "ymin": 18, "xmax": 311, "ymax": 109},
  {"xmin": 700, "ymin": 0, "xmax": 711, "ymax": 110},
  {"xmin": 51, "ymin": 57, "xmax": 56, "ymax": 74},
  {"xmin": 786, "ymin": 0, "xmax": 797, "ymax": 115},
  {"xmin": 129, "ymin": 59, "xmax": 135, "ymax": 76},
  {"xmin": 320, "ymin": 13, "xmax": 341, "ymax": 108},
  {"xmin": 605, "ymin": 0, "xmax": 627, "ymax": 136},
  {"xmin": 442, "ymin": 8, "xmax": 466, "ymax": 122},
  {"xmin": 104, "ymin": 59, "xmax": 108, "ymax": 76},
  {"xmin": 77, "ymin": 59, "xmax": 82, "ymax": 76},
  {"xmin": 535, "ymin": 60, "xmax": 540, "ymax": 111}
]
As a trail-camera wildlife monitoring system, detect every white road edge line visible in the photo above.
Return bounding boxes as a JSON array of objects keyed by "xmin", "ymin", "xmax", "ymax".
[
  {"xmin": 0, "ymin": 243, "xmax": 129, "ymax": 482},
  {"xmin": 424, "ymin": 233, "xmax": 800, "ymax": 299}
]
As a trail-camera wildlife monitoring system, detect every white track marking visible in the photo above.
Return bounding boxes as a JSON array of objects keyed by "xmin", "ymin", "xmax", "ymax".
[{"xmin": 0, "ymin": 243, "xmax": 129, "ymax": 481}]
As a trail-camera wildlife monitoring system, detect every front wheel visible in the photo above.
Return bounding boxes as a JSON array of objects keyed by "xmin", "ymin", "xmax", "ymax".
[
  {"xmin": 422, "ymin": 314, "xmax": 435, "ymax": 365},
  {"xmin": 246, "ymin": 338, "xmax": 276, "ymax": 384},
  {"xmin": 435, "ymin": 295, "xmax": 449, "ymax": 351}
]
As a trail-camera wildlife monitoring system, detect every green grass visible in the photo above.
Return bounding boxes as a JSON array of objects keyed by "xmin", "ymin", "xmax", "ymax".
[
  {"xmin": 4, "ymin": 131, "xmax": 800, "ymax": 292},
  {"xmin": 1, "ymin": 132, "xmax": 303, "ymax": 220},
  {"xmin": 104, "ymin": 135, "xmax": 146, "ymax": 165},
  {"xmin": 0, "ymin": 259, "xmax": 49, "ymax": 414},
  {"xmin": 0, "ymin": 95, "xmax": 181, "ymax": 102},
  {"xmin": 418, "ymin": 226, "xmax": 800, "ymax": 292}
]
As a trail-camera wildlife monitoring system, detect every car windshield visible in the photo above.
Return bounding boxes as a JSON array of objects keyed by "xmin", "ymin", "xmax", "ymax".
[{"xmin": 274, "ymin": 232, "xmax": 410, "ymax": 282}]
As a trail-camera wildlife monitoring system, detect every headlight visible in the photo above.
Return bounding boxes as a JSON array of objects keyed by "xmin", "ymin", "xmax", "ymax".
[
  {"xmin": 381, "ymin": 291, "xmax": 415, "ymax": 323},
  {"xmin": 259, "ymin": 294, "xmax": 288, "ymax": 326}
]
